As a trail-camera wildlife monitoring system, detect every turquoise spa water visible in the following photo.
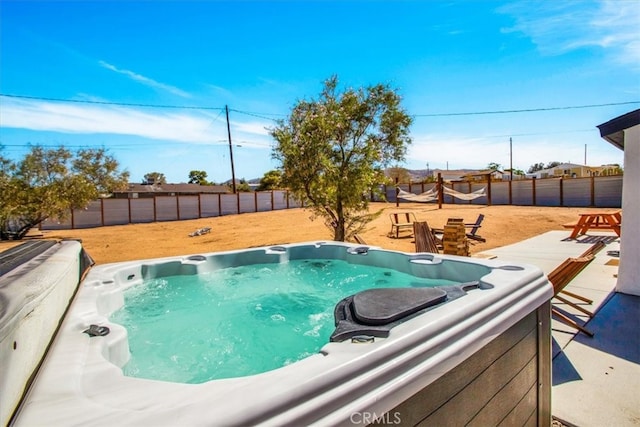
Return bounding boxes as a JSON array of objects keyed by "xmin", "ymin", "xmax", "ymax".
[{"xmin": 110, "ymin": 259, "xmax": 457, "ymax": 383}]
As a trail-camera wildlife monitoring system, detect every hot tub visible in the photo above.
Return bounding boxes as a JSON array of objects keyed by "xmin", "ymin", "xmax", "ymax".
[{"xmin": 12, "ymin": 242, "xmax": 553, "ymax": 426}]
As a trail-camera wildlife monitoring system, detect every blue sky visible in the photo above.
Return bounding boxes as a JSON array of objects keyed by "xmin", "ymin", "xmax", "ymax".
[{"xmin": 1, "ymin": 1, "xmax": 638, "ymax": 184}]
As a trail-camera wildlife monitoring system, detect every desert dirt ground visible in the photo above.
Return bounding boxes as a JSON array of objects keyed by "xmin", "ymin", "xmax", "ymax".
[{"xmin": 0, "ymin": 203, "xmax": 606, "ymax": 265}]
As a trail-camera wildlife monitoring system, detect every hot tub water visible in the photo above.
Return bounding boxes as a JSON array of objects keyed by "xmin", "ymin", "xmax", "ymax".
[{"xmin": 110, "ymin": 259, "xmax": 457, "ymax": 383}]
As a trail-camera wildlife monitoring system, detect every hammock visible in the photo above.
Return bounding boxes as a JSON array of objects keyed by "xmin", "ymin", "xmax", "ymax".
[
  {"xmin": 442, "ymin": 186, "xmax": 486, "ymax": 201},
  {"xmin": 397, "ymin": 188, "xmax": 438, "ymax": 202}
]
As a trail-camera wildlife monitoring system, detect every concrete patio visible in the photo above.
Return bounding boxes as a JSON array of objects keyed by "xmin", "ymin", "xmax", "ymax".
[{"xmin": 478, "ymin": 230, "xmax": 639, "ymax": 426}]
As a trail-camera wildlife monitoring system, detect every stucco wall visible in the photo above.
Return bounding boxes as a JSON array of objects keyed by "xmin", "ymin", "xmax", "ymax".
[{"xmin": 617, "ymin": 124, "xmax": 640, "ymax": 296}]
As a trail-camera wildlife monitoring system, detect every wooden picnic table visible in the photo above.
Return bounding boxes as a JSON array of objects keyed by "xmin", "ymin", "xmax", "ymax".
[{"xmin": 564, "ymin": 210, "xmax": 621, "ymax": 239}]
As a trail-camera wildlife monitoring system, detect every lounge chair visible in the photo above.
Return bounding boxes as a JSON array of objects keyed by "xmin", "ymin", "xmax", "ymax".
[
  {"xmin": 547, "ymin": 254, "xmax": 597, "ymax": 337},
  {"xmin": 558, "ymin": 241, "xmax": 606, "ymax": 306},
  {"xmin": 413, "ymin": 221, "xmax": 441, "ymax": 253},
  {"xmin": 465, "ymin": 214, "xmax": 485, "ymax": 242},
  {"xmin": 389, "ymin": 212, "xmax": 417, "ymax": 238},
  {"xmin": 433, "ymin": 214, "xmax": 485, "ymax": 243}
]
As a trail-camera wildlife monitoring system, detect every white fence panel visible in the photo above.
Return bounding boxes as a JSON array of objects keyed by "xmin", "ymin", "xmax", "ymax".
[
  {"xmin": 238, "ymin": 193, "xmax": 255, "ymax": 214},
  {"xmin": 70, "ymin": 201, "xmax": 102, "ymax": 228},
  {"xmin": 220, "ymin": 194, "xmax": 238, "ymax": 215},
  {"xmin": 273, "ymin": 191, "xmax": 290, "ymax": 209},
  {"xmin": 40, "ymin": 213, "xmax": 72, "ymax": 230},
  {"xmin": 178, "ymin": 196, "xmax": 200, "ymax": 220},
  {"xmin": 103, "ymin": 199, "xmax": 130, "ymax": 225},
  {"xmin": 383, "ymin": 185, "xmax": 397, "ymax": 202},
  {"xmin": 130, "ymin": 199, "xmax": 154, "ymax": 223},
  {"xmin": 200, "ymin": 194, "xmax": 220, "ymax": 217},
  {"xmin": 563, "ymin": 179, "xmax": 591, "ymax": 207},
  {"xmin": 491, "ymin": 182, "xmax": 510, "ymax": 205},
  {"xmin": 511, "ymin": 180, "xmax": 534, "ymax": 205},
  {"xmin": 536, "ymin": 179, "xmax": 561, "ymax": 207},
  {"xmin": 155, "ymin": 197, "xmax": 179, "ymax": 221},
  {"xmin": 594, "ymin": 176, "xmax": 622, "ymax": 207},
  {"xmin": 470, "ymin": 183, "xmax": 489, "ymax": 205},
  {"xmin": 256, "ymin": 192, "xmax": 273, "ymax": 212}
]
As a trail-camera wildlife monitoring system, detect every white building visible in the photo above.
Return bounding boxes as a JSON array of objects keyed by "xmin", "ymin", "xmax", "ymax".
[
  {"xmin": 527, "ymin": 162, "xmax": 621, "ymax": 179},
  {"xmin": 597, "ymin": 109, "xmax": 640, "ymax": 296}
]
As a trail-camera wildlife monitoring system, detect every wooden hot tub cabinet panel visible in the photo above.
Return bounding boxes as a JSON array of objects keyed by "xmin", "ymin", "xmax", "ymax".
[{"xmin": 376, "ymin": 301, "xmax": 552, "ymax": 427}]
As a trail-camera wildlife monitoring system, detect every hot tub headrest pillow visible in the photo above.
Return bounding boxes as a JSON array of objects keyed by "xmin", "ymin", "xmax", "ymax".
[
  {"xmin": 352, "ymin": 288, "xmax": 447, "ymax": 326},
  {"xmin": 330, "ymin": 281, "xmax": 481, "ymax": 342}
]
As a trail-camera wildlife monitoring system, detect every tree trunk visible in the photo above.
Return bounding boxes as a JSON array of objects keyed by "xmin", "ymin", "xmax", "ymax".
[
  {"xmin": 333, "ymin": 222, "xmax": 346, "ymax": 241},
  {"xmin": 333, "ymin": 198, "xmax": 346, "ymax": 241}
]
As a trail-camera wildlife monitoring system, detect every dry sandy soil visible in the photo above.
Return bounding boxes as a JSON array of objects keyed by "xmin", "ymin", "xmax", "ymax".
[{"xmin": 0, "ymin": 203, "xmax": 605, "ymax": 265}]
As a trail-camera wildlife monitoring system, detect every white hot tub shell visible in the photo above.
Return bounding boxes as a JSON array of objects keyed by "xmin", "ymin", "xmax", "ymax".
[{"xmin": 10, "ymin": 241, "xmax": 553, "ymax": 426}]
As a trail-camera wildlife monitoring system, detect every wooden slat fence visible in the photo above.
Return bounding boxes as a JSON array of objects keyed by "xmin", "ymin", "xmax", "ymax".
[
  {"xmin": 385, "ymin": 175, "xmax": 622, "ymax": 208},
  {"xmin": 41, "ymin": 190, "xmax": 301, "ymax": 230},
  {"xmin": 41, "ymin": 175, "xmax": 621, "ymax": 231}
]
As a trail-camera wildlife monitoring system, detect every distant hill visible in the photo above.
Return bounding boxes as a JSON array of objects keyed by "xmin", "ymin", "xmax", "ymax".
[
  {"xmin": 221, "ymin": 178, "xmax": 261, "ymax": 185},
  {"xmin": 387, "ymin": 168, "xmax": 479, "ymax": 182},
  {"xmin": 224, "ymin": 168, "xmax": 481, "ymax": 186}
]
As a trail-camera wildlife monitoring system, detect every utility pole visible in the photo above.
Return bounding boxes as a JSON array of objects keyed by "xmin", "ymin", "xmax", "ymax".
[
  {"xmin": 510, "ymin": 137, "xmax": 513, "ymax": 181},
  {"xmin": 584, "ymin": 144, "xmax": 587, "ymax": 165},
  {"xmin": 225, "ymin": 105, "xmax": 237, "ymax": 193}
]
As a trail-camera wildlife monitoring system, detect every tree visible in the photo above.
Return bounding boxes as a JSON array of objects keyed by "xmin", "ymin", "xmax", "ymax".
[
  {"xmin": 527, "ymin": 162, "xmax": 545, "ymax": 173},
  {"xmin": 0, "ymin": 151, "xmax": 19, "ymax": 239},
  {"xmin": 235, "ymin": 178, "xmax": 251, "ymax": 192},
  {"xmin": 0, "ymin": 146, "xmax": 129, "ymax": 240},
  {"xmin": 527, "ymin": 161, "xmax": 562, "ymax": 174},
  {"xmin": 546, "ymin": 161, "xmax": 561, "ymax": 169},
  {"xmin": 386, "ymin": 166, "xmax": 411, "ymax": 184},
  {"xmin": 143, "ymin": 172, "xmax": 166, "ymax": 185},
  {"xmin": 256, "ymin": 169, "xmax": 282, "ymax": 191},
  {"xmin": 486, "ymin": 162, "xmax": 502, "ymax": 171},
  {"xmin": 188, "ymin": 170, "xmax": 209, "ymax": 185},
  {"xmin": 270, "ymin": 76, "xmax": 413, "ymax": 241}
]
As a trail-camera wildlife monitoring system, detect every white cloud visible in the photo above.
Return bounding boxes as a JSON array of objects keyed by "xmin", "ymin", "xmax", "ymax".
[
  {"xmin": 405, "ymin": 131, "xmax": 621, "ymax": 172},
  {"xmin": 0, "ymin": 98, "xmax": 278, "ymax": 148},
  {"xmin": 407, "ymin": 135, "xmax": 508, "ymax": 170},
  {"xmin": 1, "ymin": 98, "xmax": 221, "ymax": 143},
  {"xmin": 98, "ymin": 60, "xmax": 192, "ymax": 98},
  {"xmin": 231, "ymin": 120, "xmax": 271, "ymax": 137},
  {"xmin": 498, "ymin": 0, "xmax": 640, "ymax": 67}
]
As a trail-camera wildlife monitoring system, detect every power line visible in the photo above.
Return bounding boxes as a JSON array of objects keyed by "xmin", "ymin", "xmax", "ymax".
[
  {"xmin": 229, "ymin": 108, "xmax": 286, "ymax": 121},
  {"xmin": 410, "ymin": 129, "xmax": 595, "ymax": 144},
  {"xmin": 0, "ymin": 93, "xmax": 225, "ymax": 111},
  {"xmin": 0, "ymin": 139, "xmax": 273, "ymax": 150},
  {"xmin": 412, "ymin": 101, "xmax": 640, "ymax": 117},
  {"xmin": 2, "ymin": 92, "xmax": 638, "ymax": 118}
]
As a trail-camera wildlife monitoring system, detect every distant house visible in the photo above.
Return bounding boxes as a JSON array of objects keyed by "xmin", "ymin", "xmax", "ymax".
[
  {"xmin": 460, "ymin": 169, "xmax": 506, "ymax": 182},
  {"xmin": 501, "ymin": 169, "xmax": 526, "ymax": 180},
  {"xmin": 425, "ymin": 168, "xmax": 505, "ymax": 182},
  {"xmin": 112, "ymin": 183, "xmax": 231, "ymax": 199},
  {"xmin": 429, "ymin": 169, "xmax": 475, "ymax": 182},
  {"xmin": 526, "ymin": 163, "xmax": 622, "ymax": 179}
]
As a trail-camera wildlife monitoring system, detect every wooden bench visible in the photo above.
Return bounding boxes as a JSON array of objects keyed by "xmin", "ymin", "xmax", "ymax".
[
  {"xmin": 413, "ymin": 221, "xmax": 440, "ymax": 253},
  {"xmin": 389, "ymin": 212, "xmax": 417, "ymax": 238}
]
